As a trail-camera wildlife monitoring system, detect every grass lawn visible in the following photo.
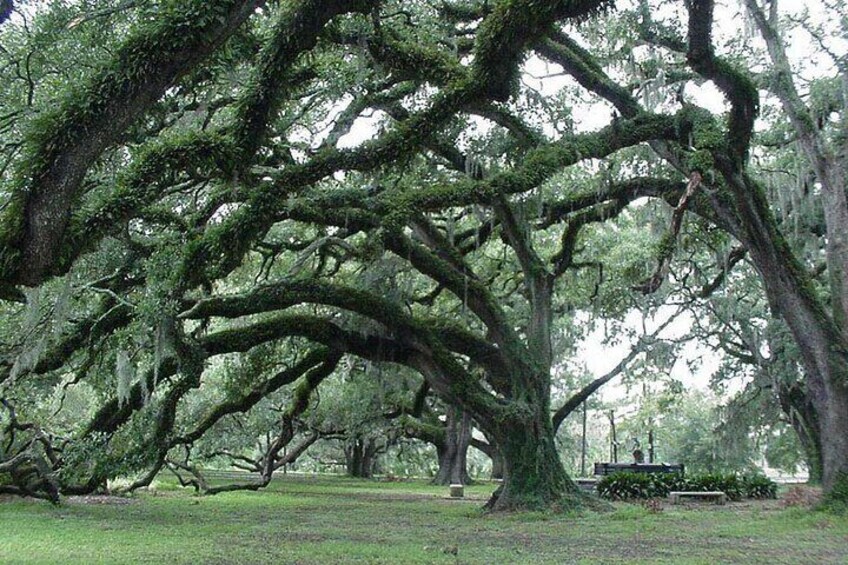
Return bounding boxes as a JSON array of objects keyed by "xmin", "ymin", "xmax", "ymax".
[{"xmin": 1, "ymin": 475, "xmax": 846, "ymax": 564}]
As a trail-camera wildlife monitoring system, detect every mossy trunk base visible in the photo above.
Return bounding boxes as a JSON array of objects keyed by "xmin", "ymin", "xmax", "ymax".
[{"xmin": 486, "ymin": 420, "xmax": 580, "ymax": 512}]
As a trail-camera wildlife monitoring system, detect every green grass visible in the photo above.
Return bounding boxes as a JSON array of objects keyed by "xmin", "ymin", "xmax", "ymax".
[{"xmin": 2, "ymin": 475, "xmax": 847, "ymax": 564}]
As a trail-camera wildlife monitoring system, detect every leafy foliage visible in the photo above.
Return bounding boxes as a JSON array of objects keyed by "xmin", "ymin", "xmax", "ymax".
[
  {"xmin": 742, "ymin": 474, "xmax": 778, "ymax": 500},
  {"xmin": 597, "ymin": 472, "xmax": 684, "ymax": 500}
]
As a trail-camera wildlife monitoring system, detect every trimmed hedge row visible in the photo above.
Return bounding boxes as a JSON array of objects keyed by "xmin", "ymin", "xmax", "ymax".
[{"xmin": 596, "ymin": 472, "xmax": 777, "ymax": 501}]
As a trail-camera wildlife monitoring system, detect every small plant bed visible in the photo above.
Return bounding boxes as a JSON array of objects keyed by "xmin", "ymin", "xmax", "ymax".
[{"xmin": 597, "ymin": 471, "xmax": 778, "ymax": 503}]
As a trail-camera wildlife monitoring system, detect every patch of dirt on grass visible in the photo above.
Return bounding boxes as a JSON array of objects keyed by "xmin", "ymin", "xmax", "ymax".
[
  {"xmin": 1, "ymin": 493, "xmax": 137, "ymax": 506},
  {"xmin": 650, "ymin": 497, "xmax": 784, "ymax": 513},
  {"xmin": 781, "ymin": 485, "xmax": 823, "ymax": 508},
  {"xmin": 0, "ymin": 494, "xmax": 44, "ymax": 504},
  {"xmin": 242, "ymin": 531, "xmax": 329, "ymax": 544},
  {"xmin": 277, "ymin": 486, "xmax": 488, "ymax": 504}
]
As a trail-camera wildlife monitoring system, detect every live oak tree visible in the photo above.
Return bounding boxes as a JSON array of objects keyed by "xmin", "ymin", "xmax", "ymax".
[
  {"xmin": 0, "ymin": 0, "xmax": 637, "ymax": 511},
  {"xmin": 549, "ymin": 0, "xmax": 848, "ymax": 497},
  {"xmin": 2, "ymin": 0, "xmax": 847, "ymax": 509},
  {"xmin": 686, "ymin": 268, "xmax": 825, "ymax": 483}
]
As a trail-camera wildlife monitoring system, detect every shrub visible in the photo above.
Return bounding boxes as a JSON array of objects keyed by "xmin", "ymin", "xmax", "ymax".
[
  {"xmin": 689, "ymin": 473, "xmax": 743, "ymax": 501},
  {"xmin": 597, "ymin": 472, "xmax": 769, "ymax": 502},
  {"xmin": 742, "ymin": 474, "xmax": 778, "ymax": 499},
  {"xmin": 648, "ymin": 472, "xmax": 686, "ymax": 497},
  {"xmin": 597, "ymin": 472, "xmax": 686, "ymax": 500},
  {"xmin": 597, "ymin": 472, "xmax": 651, "ymax": 500}
]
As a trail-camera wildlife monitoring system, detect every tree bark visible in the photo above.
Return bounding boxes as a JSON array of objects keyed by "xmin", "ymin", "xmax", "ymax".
[
  {"xmin": 483, "ymin": 379, "xmax": 579, "ymax": 511},
  {"xmin": 490, "ymin": 452, "xmax": 505, "ymax": 481},
  {"xmin": 345, "ymin": 437, "xmax": 378, "ymax": 479}
]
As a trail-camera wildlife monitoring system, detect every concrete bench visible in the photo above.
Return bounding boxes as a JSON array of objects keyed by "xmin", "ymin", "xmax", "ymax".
[
  {"xmin": 669, "ymin": 491, "xmax": 727, "ymax": 505},
  {"xmin": 575, "ymin": 478, "xmax": 597, "ymax": 491}
]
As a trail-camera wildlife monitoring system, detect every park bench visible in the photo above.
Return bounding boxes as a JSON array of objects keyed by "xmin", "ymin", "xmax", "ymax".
[
  {"xmin": 593, "ymin": 462, "xmax": 684, "ymax": 476},
  {"xmin": 668, "ymin": 491, "xmax": 727, "ymax": 505},
  {"xmin": 575, "ymin": 478, "xmax": 598, "ymax": 491}
]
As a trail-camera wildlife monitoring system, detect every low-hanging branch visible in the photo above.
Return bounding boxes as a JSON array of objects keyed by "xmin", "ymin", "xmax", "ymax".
[
  {"xmin": 174, "ymin": 348, "xmax": 338, "ymax": 446},
  {"xmin": 184, "ymin": 276, "xmax": 513, "ymax": 395},
  {"xmin": 169, "ymin": 350, "xmax": 342, "ymax": 496}
]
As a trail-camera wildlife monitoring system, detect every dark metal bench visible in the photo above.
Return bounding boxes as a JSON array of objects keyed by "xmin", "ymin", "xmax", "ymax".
[{"xmin": 594, "ymin": 462, "xmax": 684, "ymax": 476}]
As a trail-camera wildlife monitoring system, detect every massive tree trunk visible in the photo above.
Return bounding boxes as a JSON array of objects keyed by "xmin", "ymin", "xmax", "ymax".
[
  {"xmin": 483, "ymin": 377, "xmax": 579, "ymax": 511},
  {"xmin": 726, "ymin": 184, "xmax": 848, "ymax": 494},
  {"xmin": 724, "ymin": 0, "xmax": 848, "ymax": 499},
  {"xmin": 431, "ymin": 405, "xmax": 473, "ymax": 486},
  {"xmin": 700, "ymin": 165, "xmax": 848, "ymax": 495},
  {"xmin": 806, "ymin": 362, "xmax": 848, "ymax": 492},
  {"xmin": 673, "ymin": 0, "xmax": 848, "ymax": 500},
  {"xmin": 487, "ymin": 415, "xmax": 577, "ymax": 511}
]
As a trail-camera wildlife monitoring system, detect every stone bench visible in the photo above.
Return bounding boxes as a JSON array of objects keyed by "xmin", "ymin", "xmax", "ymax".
[
  {"xmin": 668, "ymin": 491, "xmax": 727, "ymax": 505},
  {"xmin": 575, "ymin": 478, "xmax": 597, "ymax": 491}
]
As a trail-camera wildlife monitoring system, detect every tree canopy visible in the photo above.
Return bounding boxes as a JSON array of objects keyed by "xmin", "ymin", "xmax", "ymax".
[{"xmin": 1, "ymin": 0, "xmax": 847, "ymax": 510}]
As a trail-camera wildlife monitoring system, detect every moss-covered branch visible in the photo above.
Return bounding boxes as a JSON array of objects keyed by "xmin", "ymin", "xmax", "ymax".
[
  {"xmin": 378, "ymin": 111, "xmax": 692, "ymax": 220},
  {"xmin": 0, "ymin": 301, "xmax": 132, "ymax": 386},
  {"xmin": 537, "ymin": 31, "xmax": 641, "ymax": 118},
  {"xmin": 231, "ymin": 0, "xmax": 377, "ymax": 160},
  {"xmin": 471, "ymin": 0, "xmax": 613, "ymax": 101},
  {"xmin": 685, "ymin": 0, "xmax": 758, "ymax": 169},
  {"xmin": 1, "ymin": 0, "xmax": 262, "ymax": 286},
  {"xmin": 31, "ymin": 2, "xmax": 377, "ymax": 283},
  {"xmin": 183, "ymin": 277, "xmax": 511, "ymax": 384}
]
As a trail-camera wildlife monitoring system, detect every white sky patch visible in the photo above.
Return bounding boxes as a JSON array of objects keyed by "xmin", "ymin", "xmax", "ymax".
[
  {"xmin": 336, "ymin": 111, "xmax": 386, "ymax": 149},
  {"xmin": 574, "ymin": 306, "xmax": 733, "ymax": 405}
]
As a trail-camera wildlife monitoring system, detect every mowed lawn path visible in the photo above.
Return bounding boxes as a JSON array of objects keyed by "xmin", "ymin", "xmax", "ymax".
[{"xmin": 1, "ymin": 476, "xmax": 846, "ymax": 564}]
